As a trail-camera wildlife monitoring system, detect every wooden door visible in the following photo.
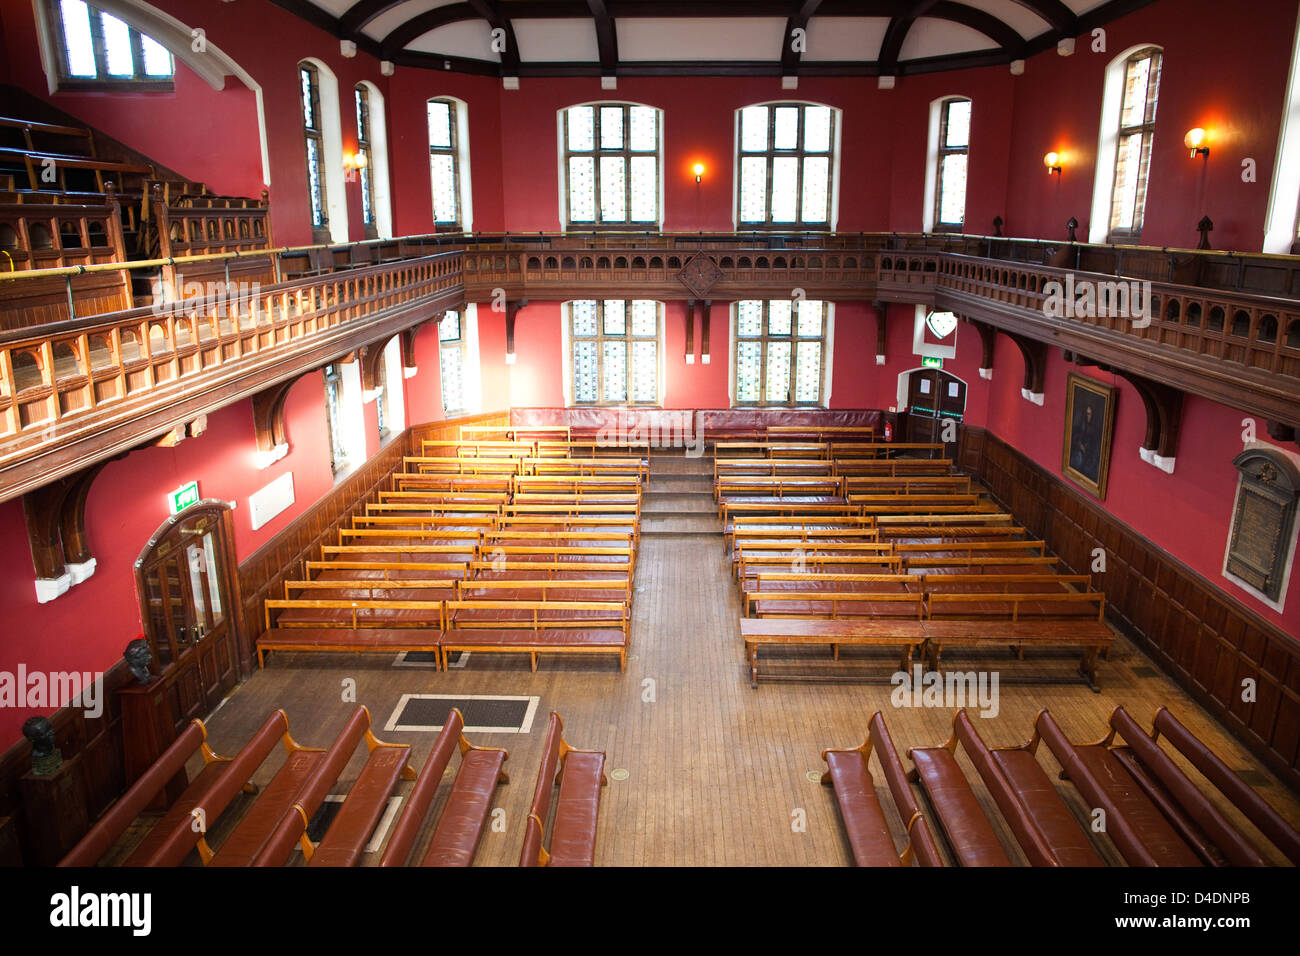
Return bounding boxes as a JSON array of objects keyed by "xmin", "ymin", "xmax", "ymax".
[
  {"xmin": 906, "ymin": 369, "xmax": 941, "ymax": 443},
  {"xmin": 136, "ymin": 503, "xmax": 243, "ymax": 733}
]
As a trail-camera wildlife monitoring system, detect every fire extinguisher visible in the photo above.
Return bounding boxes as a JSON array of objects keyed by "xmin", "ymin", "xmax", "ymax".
[{"xmin": 883, "ymin": 420, "xmax": 894, "ymax": 442}]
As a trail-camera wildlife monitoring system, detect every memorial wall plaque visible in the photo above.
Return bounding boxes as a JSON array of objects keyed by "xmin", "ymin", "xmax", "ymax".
[{"xmin": 1226, "ymin": 450, "xmax": 1300, "ymax": 602}]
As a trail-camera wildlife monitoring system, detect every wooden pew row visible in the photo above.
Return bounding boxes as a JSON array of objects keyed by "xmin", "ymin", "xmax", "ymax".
[
  {"xmin": 715, "ymin": 441, "xmax": 830, "ymax": 460},
  {"xmin": 379, "ymin": 708, "xmax": 509, "ymax": 867},
  {"xmin": 520, "ymin": 712, "xmax": 606, "ymax": 867},
  {"xmin": 444, "ymin": 600, "xmax": 628, "ymax": 672}
]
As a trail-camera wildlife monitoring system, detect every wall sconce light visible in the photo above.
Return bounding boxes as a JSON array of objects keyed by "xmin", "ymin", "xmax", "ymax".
[
  {"xmin": 1044, "ymin": 151, "xmax": 1062, "ymax": 175},
  {"xmin": 344, "ymin": 151, "xmax": 369, "ymax": 174},
  {"xmin": 692, "ymin": 163, "xmax": 705, "ymax": 184},
  {"xmin": 1184, "ymin": 127, "xmax": 1209, "ymax": 158}
]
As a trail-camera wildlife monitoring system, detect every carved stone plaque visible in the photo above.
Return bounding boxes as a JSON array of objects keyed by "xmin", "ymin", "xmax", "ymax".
[
  {"xmin": 1226, "ymin": 449, "xmax": 1300, "ymax": 601},
  {"xmin": 678, "ymin": 253, "xmax": 723, "ymax": 298}
]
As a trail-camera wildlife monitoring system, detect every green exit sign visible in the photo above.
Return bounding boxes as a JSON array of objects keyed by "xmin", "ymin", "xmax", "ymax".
[
  {"xmin": 168, "ymin": 481, "xmax": 200, "ymax": 515},
  {"xmin": 922, "ymin": 356, "xmax": 944, "ymax": 369}
]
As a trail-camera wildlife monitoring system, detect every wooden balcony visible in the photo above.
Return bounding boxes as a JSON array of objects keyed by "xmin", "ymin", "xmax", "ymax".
[{"xmin": 1, "ymin": 229, "xmax": 1298, "ymax": 502}]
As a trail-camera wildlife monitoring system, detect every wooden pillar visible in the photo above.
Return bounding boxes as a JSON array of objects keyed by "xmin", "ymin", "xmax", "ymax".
[{"xmin": 684, "ymin": 299, "xmax": 696, "ymax": 364}]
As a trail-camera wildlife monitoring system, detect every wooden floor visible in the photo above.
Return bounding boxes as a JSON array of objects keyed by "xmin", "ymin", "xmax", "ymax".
[{"xmin": 170, "ymin": 456, "xmax": 1300, "ymax": 867}]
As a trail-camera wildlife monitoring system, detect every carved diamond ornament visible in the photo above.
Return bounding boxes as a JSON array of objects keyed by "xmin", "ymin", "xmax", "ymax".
[
  {"xmin": 926, "ymin": 310, "xmax": 959, "ymax": 340},
  {"xmin": 678, "ymin": 253, "xmax": 723, "ymax": 297}
]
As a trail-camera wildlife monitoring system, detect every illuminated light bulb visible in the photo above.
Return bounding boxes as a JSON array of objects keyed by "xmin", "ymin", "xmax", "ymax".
[{"xmin": 1184, "ymin": 127, "xmax": 1209, "ymax": 158}]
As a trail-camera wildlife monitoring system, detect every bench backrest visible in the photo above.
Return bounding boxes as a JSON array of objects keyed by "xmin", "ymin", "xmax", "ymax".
[
  {"xmin": 379, "ymin": 708, "xmax": 465, "ymax": 867},
  {"xmin": 59, "ymin": 720, "xmax": 207, "ymax": 866},
  {"xmin": 520, "ymin": 712, "xmax": 565, "ymax": 867},
  {"xmin": 867, "ymin": 712, "xmax": 944, "ymax": 867},
  {"xmin": 138, "ymin": 709, "xmax": 291, "ymax": 867}
]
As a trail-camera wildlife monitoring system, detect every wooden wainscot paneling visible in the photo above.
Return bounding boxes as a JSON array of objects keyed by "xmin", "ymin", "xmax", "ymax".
[{"xmin": 958, "ymin": 424, "xmax": 1300, "ymax": 792}]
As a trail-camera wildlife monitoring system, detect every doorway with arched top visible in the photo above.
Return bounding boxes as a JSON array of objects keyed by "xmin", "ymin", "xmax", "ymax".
[{"xmin": 898, "ymin": 367, "xmax": 967, "ymax": 443}]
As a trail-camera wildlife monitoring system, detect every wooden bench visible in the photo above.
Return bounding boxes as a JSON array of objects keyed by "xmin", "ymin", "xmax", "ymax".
[
  {"xmin": 255, "ymin": 627, "xmax": 444, "ymax": 668},
  {"xmin": 923, "ymin": 619, "xmax": 1113, "ymax": 690},
  {"xmin": 1103, "ymin": 706, "xmax": 1267, "ymax": 867},
  {"xmin": 867, "ymin": 713, "xmax": 945, "ymax": 866},
  {"xmin": 263, "ymin": 597, "xmax": 445, "ymax": 630},
  {"xmin": 714, "ymin": 440, "xmax": 829, "ymax": 459},
  {"xmin": 952, "ymin": 709, "xmax": 1102, "ymax": 867},
  {"xmin": 820, "ymin": 732, "xmax": 913, "ymax": 866},
  {"xmin": 1149, "ymin": 706, "xmax": 1300, "ymax": 865},
  {"xmin": 122, "ymin": 710, "xmax": 300, "ymax": 866},
  {"xmin": 442, "ymin": 600, "xmax": 629, "ymax": 671},
  {"xmin": 833, "ymin": 458, "xmax": 954, "ymax": 477},
  {"xmin": 907, "ymin": 725, "xmax": 1014, "ymax": 867},
  {"xmin": 379, "ymin": 708, "xmax": 509, "ymax": 867},
  {"xmin": 741, "ymin": 618, "xmax": 927, "ymax": 686},
  {"xmin": 1033, "ymin": 709, "xmax": 1202, "ymax": 866},
  {"xmin": 520, "ymin": 712, "xmax": 606, "ymax": 866},
  {"xmin": 60, "ymin": 719, "xmax": 228, "ymax": 866}
]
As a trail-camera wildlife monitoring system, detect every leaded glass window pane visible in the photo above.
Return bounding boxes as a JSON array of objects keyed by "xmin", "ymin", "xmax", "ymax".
[
  {"xmin": 737, "ymin": 301, "xmax": 763, "ymax": 337},
  {"xmin": 602, "ymin": 341, "xmax": 627, "ymax": 402},
  {"xmin": 569, "ymin": 156, "xmax": 596, "ymax": 221},
  {"xmin": 944, "ymin": 100, "xmax": 971, "ymax": 148},
  {"xmin": 630, "ymin": 156, "xmax": 656, "ymax": 222},
  {"xmin": 305, "ymin": 138, "xmax": 323, "ymax": 227},
  {"xmin": 600, "ymin": 106, "xmax": 624, "ymax": 149},
  {"xmin": 431, "ymin": 155, "xmax": 457, "ymax": 222},
  {"xmin": 571, "ymin": 300, "xmax": 598, "ymax": 336},
  {"xmin": 938, "ymin": 154, "xmax": 967, "ymax": 225},
  {"xmin": 801, "ymin": 156, "xmax": 829, "ymax": 223},
  {"xmin": 602, "ymin": 299, "xmax": 626, "ymax": 335},
  {"xmin": 428, "ymin": 101, "xmax": 452, "ymax": 148},
  {"xmin": 804, "ymin": 106, "xmax": 831, "ymax": 152},
  {"xmin": 100, "ymin": 13, "xmax": 134, "ymax": 76},
  {"xmin": 599, "ymin": 156, "xmax": 626, "ymax": 221},
  {"xmin": 765, "ymin": 342, "xmax": 791, "ymax": 403},
  {"xmin": 629, "ymin": 107, "xmax": 657, "ymax": 151},
  {"xmin": 768, "ymin": 300, "xmax": 792, "ymax": 336},
  {"xmin": 797, "ymin": 300, "xmax": 823, "ymax": 337},
  {"xmin": 632, "ymin": 341, "xmax": 656, "ymax": 402},
  {"xmin": 141, "ymin": 34, "xmax": 171, "ymax": 76},
  {"xmin": 300, "ymin": 68, "xmax": 315, "ymax": 126},
  {"xmin": 440, "ymin": 344, "xmax": 463, "ymax": 411},
  {"xmin": 773, "ymin": 106, "xmax": 799, "ymax": 150},
  {"xmin": 631, "ymin": 300, "xmax": 657, "ymax": 336},
  {"xmin": 740, "ymin": 157, "xmax": 767, "ymax": 223},
  {"xmin": 795, "ymin": 341, "xmax": 821, "ymax": 402},
  {"xmin": 771, "ymin": 157, "xmax": 799, "ymax": 221},
  {"xmin": 439, "ymin": 311, "xmax": 460, "ymax": 341},
  {"xmin": 573, "ymin": 340, "xmax": 598, "ymax": 402},
  {"xmin": 60, "ymin": 1, "xmax": 96, "ymax": 77},
  {"xmin": 741, "ymin": 106, "xmax": 768, "ymax": 152},
  {"xmin": 1121, "ymin": 57, "xmax": 1152, "ymax": 127},
  {"xmin": 736, "ymin": 341, "xmax": 762, "ymax": 402},
  {"xmin": 568, "ymin": 106, "xmax": 594, "ymax": 151}
]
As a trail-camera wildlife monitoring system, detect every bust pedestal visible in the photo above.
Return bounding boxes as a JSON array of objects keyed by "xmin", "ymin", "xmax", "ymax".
[
  {"xmin": 117, "ymin": 678, "xmax": 186, "ymax": 811},
  {"xmin": 20, "ymin": 754, "xmax": 89, "ymax": 867}
]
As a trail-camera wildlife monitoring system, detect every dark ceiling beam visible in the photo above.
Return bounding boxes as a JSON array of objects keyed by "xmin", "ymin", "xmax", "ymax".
[
  {"xmin": 1009, "ymin": 0, "xmax": 1077, "ymax": 35},
  {"xmin": 340, "ymin": 0, "xmax": 404, "ymax": 34},
  {"xmin": 587, "ymin": 0, "xmax": 619, "ymax": 75},
  {"xmin": 380, "ymin": 4, "xmax": 478, "ymax": 58},
  {"xmin": 780, "ymin": 0, "xmax": 824, "ymax": 77},
  {"xmin": 878, "ymin": 0, "xmax": 942, "ymax": 75},
  {"xmin": 466, "ymin": 0, "xmax": 522, "ymax": 75}
]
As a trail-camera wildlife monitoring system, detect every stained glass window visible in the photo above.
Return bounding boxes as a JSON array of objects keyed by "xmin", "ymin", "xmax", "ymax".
[
  {"xmin": 1109, "ymin": 49, "xmax": 1162, "ymax": 239},
  {"xmin": 563, "ymin": 103, "xmax": 660, "ymax": 228},
  {"xmin": 733, "ymin": 300, "xmax": 827, "ymax": 406},
  {"xmin": 54, "ymin": 0, "xmax": 175, "ymax": 86},
  {"xmin": 736, "ymin": 103, "xmax": 838, "ymax": 227},
  {"xmin": 428, "ymin": 98, "xmax": 463, "ymax": 227},
  {"xmin": 323, "ymin": 364, "xmax": 348, "ymax": 472},
  {"xmin": 355, "ymin": 86, "xmax": 376, "ymax": 237},
  {"xmin": 934, "ymin": 98, "xmax": 971, "ymax": 231},
  {"xmin": 299, "ymin": 63, "xmax": 329, "ymax": 242},
  {"xmin": 438, "ymin": 311, "xmax": 465, "ymax": 412},
  {"xmin": 569, "ymin": 300, "xmax": 660, "ymax": 405}
]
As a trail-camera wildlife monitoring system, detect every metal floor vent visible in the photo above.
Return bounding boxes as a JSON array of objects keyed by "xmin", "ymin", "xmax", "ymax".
[{"xmin": 384, "ymin": 693, "xmax": 540, "ymax": 734}]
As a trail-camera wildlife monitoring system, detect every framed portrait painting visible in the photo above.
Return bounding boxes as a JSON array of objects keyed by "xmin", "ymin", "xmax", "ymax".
[{"xmin": 1062, "ymin": 373, "xmax": 1117, "ymax": 499}]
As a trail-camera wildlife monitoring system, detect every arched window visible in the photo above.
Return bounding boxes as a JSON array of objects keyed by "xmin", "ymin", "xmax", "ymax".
[
  {"xmin": 1090, "ymin": 45, "xmax": 1163, "ymax": 243},
  {"xmin": 438, "ymin": 311, "xmax": 467, "ymax": 413},
  {"xmin": 925, "ymin": 97, "xmax": 971, "ymax": 232},
  {"xmin": 299, "ymin": 59, "xmax": 347, "ymax": 243},
  {"xmin": 354, "ymin": 84, "xmax": 377, "ymax": 239},
  {"xmin": 428, "ymin": 97, "xmax": 472, "ymax": 230},
  {"xmin": 567, "ymin": 300, "xmax": 661, "ymax": 405},
  {"xmin": 49, "ymin": 0, "xmax": 174, "ymax": 89},
  {"xmin": 731, "ymin": 299, "xmax": 830, "ymax": 406},
  {"xmin": 735, "ymin": 102, "xmax": 839, "ymax": 229},
  {"xmin": 560, "ymin": 103, "xmax": 661, "ymax": 229}
]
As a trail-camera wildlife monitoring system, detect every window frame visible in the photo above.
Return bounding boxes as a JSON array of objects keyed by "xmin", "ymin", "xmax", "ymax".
[
  {"xmin": 560, "ymin": 103, "xmax": 662, "ymax": 231},
  {"xmin": 428, "ymin": 97, "xmax": 463, "ymax": 230},
  {"xmin": 48, "ymin": 0, "xmax": 175, "ymax": 92},
  {"xmin": 355, "ymin": 84, "xmax": 377, "ymax": 240},
  {"xmin": 567, "ymin": 299, "xmax": 662, "ymax": 406},
  {"xmin": 735, "ymin": 102, "xmax": 838, "ymax": 231},
  {"xmin": 732, "ymin": 299, "xmax": 829, "ymax": 407},
  {"xmin": 1107, "ymin": 47, "xmax": 1163, "ymax": 243},
  {"xmin": 323, "ymin": 363, "xmax": 348, "ymax": 473},
  {"xmin": 438, "ymin": 311, "xmax": 467, "ymax": 414},
  {"xmin": 932, "ymin": 97, "xmax": 971, "ymax": 233},
  {"xmin": 299, "ymin": 61, "xmax": 331, "ymax": 245}
]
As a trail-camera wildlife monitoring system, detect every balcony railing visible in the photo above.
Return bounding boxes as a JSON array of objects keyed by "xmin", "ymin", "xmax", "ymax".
[{"xmin": 1, "ymin": 228, "xmax": 1298, "ymax": 502}]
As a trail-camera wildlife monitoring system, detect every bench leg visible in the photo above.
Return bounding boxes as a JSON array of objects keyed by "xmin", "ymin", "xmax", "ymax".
[
  {"xmin": 832, "ymin": 642, "xmax": 839, "ymax": 661},
  {"xmin": 1080, "ymin": 647, "xmax": 1102, "ymax": 693},
  {"xmin": 530, "ymin": 652, "xmax": 538, "ymax": 673},
  {"xmin": 257, "ymin": 647, "xmax": 265, "ymax": 669},
  {"xmin": 749, "ymin": 644, "xmax": 759, "ymax": 689}
]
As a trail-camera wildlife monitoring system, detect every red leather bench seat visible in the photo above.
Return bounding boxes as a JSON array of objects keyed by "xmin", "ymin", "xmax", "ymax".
[
  {"xmin": 113, "ymin": 758, "xmax": 230, "ymax": 866},
  {"xmin": 823, "ymin": 751, "xmax": 901, "ymax": 867},
  {"xmin": 990, "ymin": 748, "xmax": 1102, "ymax": 866},
  {"xmin": 909, "ymin": 747, "xmax": 1012, "ymax": 867},
  {"xmin": 272, "ymin": 605, "xmax": 445, "ymax": 627},
  {"xmin": 206, "ymin": 749, "xmax": 326, "ymax": 866},
  {"xmin": 421, "ymin": 749, "xmax": 509, "ymax": 866},
  {"xmin": 548, "ymin": 751, "xmax": 605, "ymax": 867},
  {"xmin": 309, "ymin": 745, "xmax": 412, "ymax": 867}
]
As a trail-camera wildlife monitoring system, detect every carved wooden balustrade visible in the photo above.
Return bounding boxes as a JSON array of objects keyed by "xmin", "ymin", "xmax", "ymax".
[{"xmin": 0, "ymin": 249, "xmax": 462, "ymax": 500}]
